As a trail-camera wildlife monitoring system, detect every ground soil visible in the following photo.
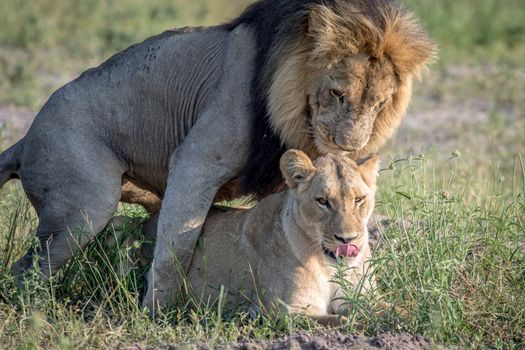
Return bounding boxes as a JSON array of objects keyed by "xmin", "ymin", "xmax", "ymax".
[{"xmin": 117, "ymin": 333, "xmax": 449, "ymax": 350}]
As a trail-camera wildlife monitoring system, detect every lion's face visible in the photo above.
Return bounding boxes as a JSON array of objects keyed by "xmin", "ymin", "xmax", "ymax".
[
  {"xmin": 280, "ymin": 150, "xmax": 379, "ymax": 260},
  {"xmin": 308, "ymin": 55, "xmax": 397, "ymax": 154},
  {"xmin": 266, "ymin": 2, "xmax": 436, "ymax": 167}
]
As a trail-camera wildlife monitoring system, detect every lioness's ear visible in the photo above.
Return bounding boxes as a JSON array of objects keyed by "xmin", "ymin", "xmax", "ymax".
[
  {"xmin": 280, "ymin": 150, "xmax": 315, "ymax": 189},
  {"xmin": 357, "ymin": 153, "xmax": 380, "ymax": 187}
]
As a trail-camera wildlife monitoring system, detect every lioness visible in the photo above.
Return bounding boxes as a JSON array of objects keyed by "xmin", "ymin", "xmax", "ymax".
[{"xmin": 176, "ymin": 150, "xmax": 379, "ymax": 324}]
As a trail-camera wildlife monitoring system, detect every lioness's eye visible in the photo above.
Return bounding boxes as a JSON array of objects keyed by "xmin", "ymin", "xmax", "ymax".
[
  {"xmin": 355, "ymin": 196, "xmax": 365, "ymax": 205},
  {"xmin": 316, "ymin": 198, "xmax": 331, "ymax": 209}
]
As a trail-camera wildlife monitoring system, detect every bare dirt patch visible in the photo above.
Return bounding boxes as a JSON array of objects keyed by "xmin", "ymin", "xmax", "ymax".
[
  {"xmin": 118, "ymin": 333, "xmax": 449, "ymax": 350},
  {"xmin": 388, "ymin": 65, "xmax": 525, "ymax": 161}
]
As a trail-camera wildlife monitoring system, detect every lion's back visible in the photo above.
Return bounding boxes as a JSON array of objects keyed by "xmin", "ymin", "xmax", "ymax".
[{"xmin": 25, "ymin": 25, "xmax": 232, "ymax": 196}]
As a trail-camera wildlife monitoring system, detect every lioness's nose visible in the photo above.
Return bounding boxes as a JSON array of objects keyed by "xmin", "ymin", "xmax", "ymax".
[{"xmin": 334, "ymin": 234, "xmax": 358, "ymax": 244}]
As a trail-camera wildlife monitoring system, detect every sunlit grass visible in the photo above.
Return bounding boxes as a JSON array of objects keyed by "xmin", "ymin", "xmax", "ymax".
[{"xmin": 0, "ymin": 151, "xmax": 523, "ymax": 348}]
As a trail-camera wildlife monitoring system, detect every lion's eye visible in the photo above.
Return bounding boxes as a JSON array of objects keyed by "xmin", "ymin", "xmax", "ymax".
[
  {"xmin": 330, "ymin": 89, "xmax": 344, "ymax": 100},
  {"xmin": 316, "ymin": 197, "xmax": 331, "ymax": 209},
  {"xmin": 355, "ymin": 196, "xmax": 365, "ymax": 205},
  {"xmin": 378, "ymin": 99, "xmax": 387, "ymax": 110}
]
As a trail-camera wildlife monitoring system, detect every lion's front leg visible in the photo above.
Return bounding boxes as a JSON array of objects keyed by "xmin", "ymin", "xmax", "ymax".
[
  {"xmin": 143, "ymin": 24, "xmax": 256, "ymax": 312},
  {"xmin": 143, "ymin": 114, "xmax": 250, "ymax": 311}
]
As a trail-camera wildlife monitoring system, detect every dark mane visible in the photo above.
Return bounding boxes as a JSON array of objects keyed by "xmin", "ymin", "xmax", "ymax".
[
  {"xmin": 230, "ymin": 0, "xmax": 402, "ymax": 199},
  {"xmin": 232, "ymin": 0, "xmax": 314, "ymax": 199}
]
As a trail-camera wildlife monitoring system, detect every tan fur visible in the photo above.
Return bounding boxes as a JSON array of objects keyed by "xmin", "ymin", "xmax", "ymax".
[
  {"xmin": 269, "ymin": 1, "xmax": 436, "ymax": 159},
  {"xmin": 120, "ymin": 177, "xmax": 251, "ymax": 216},
  {"xmin": 120, "ymin": 180, "xmax": 162, "ymax": 215},
  {"xmin": 177, "ymin": 150, "xmax": 381, "ymax": 324}
]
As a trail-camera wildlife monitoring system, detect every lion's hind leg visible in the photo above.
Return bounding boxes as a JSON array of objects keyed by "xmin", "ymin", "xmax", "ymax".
[{"xmin": 11, "ymin": 147, "xmax": 124, "ymax": 280}]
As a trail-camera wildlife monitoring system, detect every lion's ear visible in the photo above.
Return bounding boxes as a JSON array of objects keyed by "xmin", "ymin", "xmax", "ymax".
[
  {"xmin": 280, "ymin": 150, "xmax": 315, "ymax": 189},
  {"xmin": 382, "ymin": 13, "xmax": 437, "ymax": 78},
  {"xmin": 307, "ymin": 6, "xmax": 360, "ymax": 61},
  {"xmin": 357, "ymin": 153, "xmax": 380, "ymax": 187},
  {"xmin": 307, "ymin": 7, "xmax": 323, "ymax": 35}
]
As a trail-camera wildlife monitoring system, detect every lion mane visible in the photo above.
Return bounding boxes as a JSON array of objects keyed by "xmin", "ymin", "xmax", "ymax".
[{"xmin": 232, "ymin": 0, "xmax": 436, "ymax": 199}]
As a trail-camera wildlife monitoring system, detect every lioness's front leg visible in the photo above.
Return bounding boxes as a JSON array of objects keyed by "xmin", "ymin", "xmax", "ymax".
[
  {"xmin": 290, "ymin": 305, "xmax": 348, "ymax": 327},
  {"xmin": 143, "ymin": 24, "xmax": 256, "ymax": 311}
]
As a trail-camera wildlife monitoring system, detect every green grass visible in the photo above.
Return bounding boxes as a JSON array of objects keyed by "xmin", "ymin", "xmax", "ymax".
[
  {"xmin": 0, "ymin": 139, "xmax": 525, "ymax": 349},
  {"xmin": 0, "ymin": 151, "xmax": 524, "ymax": 348},
  {"xmin": 402, "ymin": 0, "xmax": 525, "ymax": 65},
  {"xmin": 0, "ymin": 0, "xmax": 524, "ymax": 107},
  {"xmin": 0, "ymin": 0, "xmax": 252, "ymax": 107},
  {"xmin": 374, "ymin": 154, "xmax": 525, "ymax": 347}
]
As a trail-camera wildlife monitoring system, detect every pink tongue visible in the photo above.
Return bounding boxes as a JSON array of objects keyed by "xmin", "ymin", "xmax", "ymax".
[{"xmin": 335, "ymin": 244, "xmax": 359, "ymax": 258}]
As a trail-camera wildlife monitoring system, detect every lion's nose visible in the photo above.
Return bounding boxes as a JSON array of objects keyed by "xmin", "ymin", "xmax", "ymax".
[
  {"xmin": 334, "ymin": 234, "xmax": 358, "ymax": 244},
  {"xmin": 335, "ymin": 117, "xmax": 373, "ymax": 151}
]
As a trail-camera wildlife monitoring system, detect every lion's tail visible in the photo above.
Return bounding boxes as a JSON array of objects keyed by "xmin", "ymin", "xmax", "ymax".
[{"xmin": 0, "ymin": 139, "xmax": 23, "ymax": 188}]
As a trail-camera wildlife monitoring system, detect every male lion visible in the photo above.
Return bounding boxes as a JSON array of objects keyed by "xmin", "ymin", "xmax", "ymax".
[
  {"xmin": 0, "ymin": 0, "xmax": 435, "ymax": 308},
  {"xmin": 128, "ymin": 150, "xmax": 380, "ymax": 324}
]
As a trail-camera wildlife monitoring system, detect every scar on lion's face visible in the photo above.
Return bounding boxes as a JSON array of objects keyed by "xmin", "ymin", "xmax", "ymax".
[{"xmin": 308, "ymin": 55, "xmax": 398, "ymax": 154}]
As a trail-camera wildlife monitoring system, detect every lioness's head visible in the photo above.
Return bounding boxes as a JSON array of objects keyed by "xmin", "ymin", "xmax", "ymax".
[
  {"xmin": 280, "ymin": 150, "xmax": 380, "ymax": 260},
  {"xmin": 268, "ymin": 0, "xmax": 436, "ymax": 157}
]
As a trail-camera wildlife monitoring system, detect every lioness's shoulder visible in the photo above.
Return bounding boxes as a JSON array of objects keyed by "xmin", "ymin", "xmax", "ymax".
[{"xmin": 243, "ymin": 192, "xmax": 287, "ymax": 238}]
